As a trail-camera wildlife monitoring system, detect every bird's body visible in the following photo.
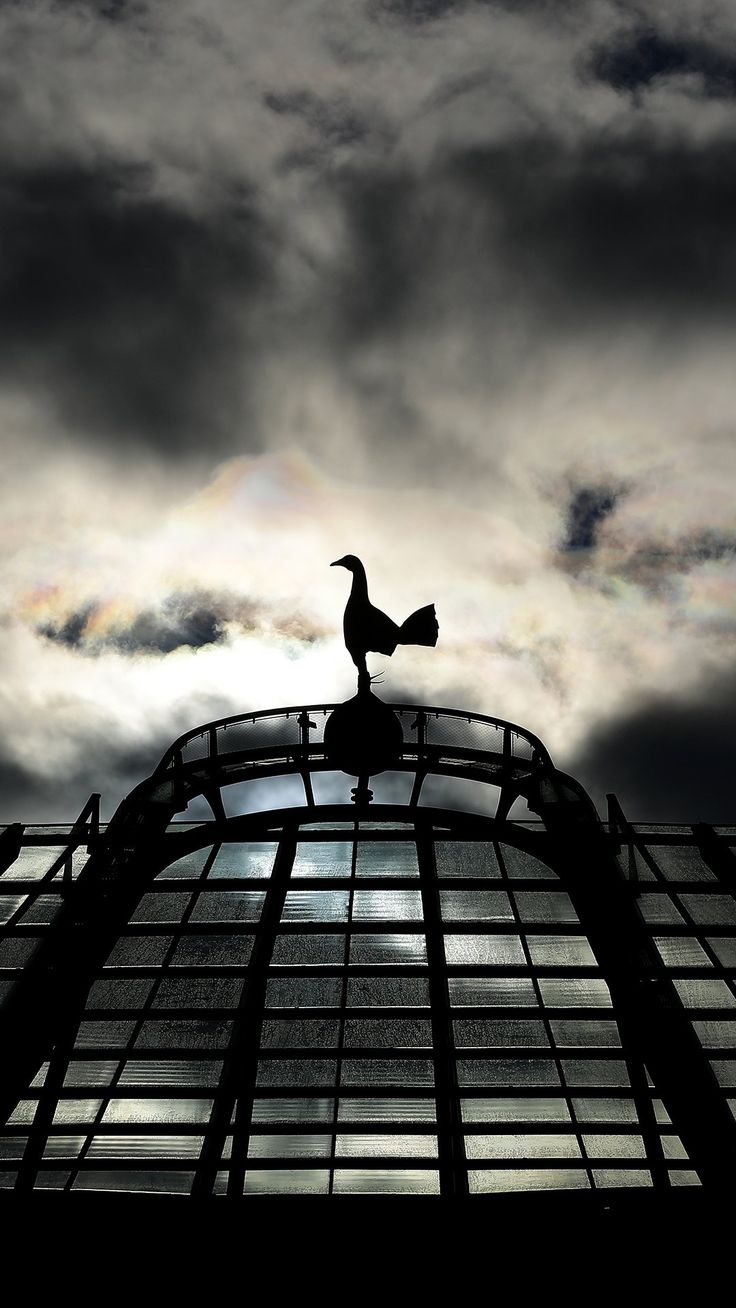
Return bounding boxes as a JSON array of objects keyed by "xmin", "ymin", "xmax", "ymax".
[{"xmin": 331, "ymin": 555, "xmax": 438, "ymax": 687}]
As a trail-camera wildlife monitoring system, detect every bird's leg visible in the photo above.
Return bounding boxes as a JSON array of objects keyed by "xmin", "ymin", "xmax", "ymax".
[{"xmin": 357, "ymin": 667, "xmax": 371, "ymax": 695}]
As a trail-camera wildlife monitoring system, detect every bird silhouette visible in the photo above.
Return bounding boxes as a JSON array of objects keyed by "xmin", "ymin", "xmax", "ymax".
[{"xmin": 331, "ymin": 555, "xmax": 438, "ymax": 690}]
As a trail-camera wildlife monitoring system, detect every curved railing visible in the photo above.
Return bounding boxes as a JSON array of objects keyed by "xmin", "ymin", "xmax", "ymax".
[{"xmin": 146, "ymin": 702, "xmax": 553, "ymax": 811}]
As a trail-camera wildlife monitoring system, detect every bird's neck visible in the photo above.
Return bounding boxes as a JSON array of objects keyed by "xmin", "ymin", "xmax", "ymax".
[{"xmin": 349, "ymin": 562, "xmax": 369, "ymax": 600}]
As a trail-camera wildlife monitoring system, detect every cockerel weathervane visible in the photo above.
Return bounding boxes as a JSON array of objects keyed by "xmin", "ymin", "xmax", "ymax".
[
  {"xmin": 325, "ymin": 555, "xmax": 438, "ymax": 793},
  {"xmin": 331, "ymin": 555, "xmax": 439, "ymax": 692}
]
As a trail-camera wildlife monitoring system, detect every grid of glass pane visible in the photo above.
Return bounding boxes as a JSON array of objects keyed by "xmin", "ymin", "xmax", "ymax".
[{"xmin": 1, "ymin": 821, "xmax": 734, "ymax": 1196}]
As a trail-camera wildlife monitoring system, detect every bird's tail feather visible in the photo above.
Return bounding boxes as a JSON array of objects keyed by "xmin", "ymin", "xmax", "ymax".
[{"xmin": 398, "ymin": 604, "xmax": 439, "ymax": 647}]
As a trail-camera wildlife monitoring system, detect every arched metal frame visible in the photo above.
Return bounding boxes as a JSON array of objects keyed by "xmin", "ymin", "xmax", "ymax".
[{"xmin": 1, "ymin": 702, "xmax": 736, "ymax": 1196}]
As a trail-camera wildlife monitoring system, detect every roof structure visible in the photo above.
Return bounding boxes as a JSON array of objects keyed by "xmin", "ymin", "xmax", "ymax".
[{"xmin": 1, "ymin": 700, "xmax": 735, "ymax": 1232}]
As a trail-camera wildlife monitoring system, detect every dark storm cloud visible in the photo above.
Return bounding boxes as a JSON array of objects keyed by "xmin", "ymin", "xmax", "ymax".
[
  {"xmin": 368, "ymin": 0, "xmax": 458, "ymax": 22},
  {"xmin": 0, "ymin": 160, "xmax": 272, "ymax": 452},
  {"xmin": 264, "ymin": 90, "xmax": 369, "ymax": 148},
  {"xmin": 568, "ymin": 666, "xmax": 736, "ymax": 823},
  {"xmin": 39, "ymin": 605, "xmax": 97, "ymax": 650},
  {"xmin": 331, "ymin": 136, "xmax": 736, "ymax": 349},
  {"xmin": 590, "ymin": 28, "xmax": 736, "ymax": 98},
  {"xmin": 36, "ymin": 589, "xmax": 329, "ymax": 656},
  {"xmin": 562, "ymin": 485, "xmax": 621, "ymax": 552},
  {"xmin": 605, "ymin": 530, "xmax": 736, "ymax": 591},
  {"xmin": 0, "ymin": 736, "xmax": 164, "ymax": 822},
  {"xmin": 39, "ymin": 591, "xmax": 236, "ymax": 654},
  {"xmin": 453, "ymin": 137, "xmax": 736, "ymax": 320}
]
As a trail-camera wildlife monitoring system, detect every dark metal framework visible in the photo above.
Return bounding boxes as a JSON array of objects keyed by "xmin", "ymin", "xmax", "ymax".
[{"xmin": 1, "ymin": 703, "xmax": 735, "ymax": 1199}]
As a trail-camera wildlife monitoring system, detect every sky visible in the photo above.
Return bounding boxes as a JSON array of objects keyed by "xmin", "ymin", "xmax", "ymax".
[{"xmin": 1, "ymin": 0, "xmax": 735, "ymax": 822}]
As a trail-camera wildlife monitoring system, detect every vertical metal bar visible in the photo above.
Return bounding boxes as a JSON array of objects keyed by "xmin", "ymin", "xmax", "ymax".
[
  {"xmin": 327, "ymin": 822, "xmax": 358, "ymax": 1192},
  {"xmin": 415, "ymin": 816, "xmax": 467, "ymax": 1198},
  {"xmin": 192, "ymin": 826, "xmax": 297, "ymax": 1198}
]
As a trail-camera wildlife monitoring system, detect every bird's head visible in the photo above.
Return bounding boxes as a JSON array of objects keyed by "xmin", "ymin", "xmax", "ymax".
[{"xmin": 330, "ymin": 554, "xmax": 362, "ymax": 573}]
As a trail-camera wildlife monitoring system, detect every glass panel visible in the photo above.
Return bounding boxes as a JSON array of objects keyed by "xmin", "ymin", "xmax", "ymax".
[
  {"xmin": 43, "ymin": 1137, "xmax": 86, "ymax": 1159},
  {"xmin": 340, "ymin": 1060, "xmax": 434, "ymax": 1087},
  {"xmin": 17, "ymin": 894, "xmax": 62, "ymax": 925},
  {"xmin": 435, "ymin": 843, "xmax": 500, "ymax": 878},
  {"xmin": 449, "ymin": 978, "xmax": 538, "ymax": 1007},
  {"xmin": 693, "ymin": 1021, "xmax": 736, "ymax": 1048},
  {"xmin": 134, "ymin": 1020, "xmax": 232, "ymax": 1050},
  {"xmin": 347, "ymin": 977, "xmax": 430, "ymax": 1007},
  {"xmin": 152, "ymin": 977, "xmax": 243, "ymax": 1009},
  {"xmin": 654, "ymin": 938, "xmax": 713, "ymax": 967},
  {"xmin": 5, "ymin": 1100, "xmax": 38, "ymax": 1126},
  {"xmin": 75, "ymin": 1020, "xmax": 137, "ymax": 1048},
  {"xmin": 708, "ymin": 939, "xmax": 736, "ymax": 967},
  {"xmin": 349, "ymin": 935, "xmax": 427, "ymax": 965},
  {"xmin": 550, "ymin": 1020, "xmax": 621, "ymax": 1048},
  {"xmin": 337, "ymin": 1099, "xmax": 436, "ymax": 1122},
  {"xmin": 1, "ymin": 847, "xmax": 65, "ymax": 880},
  {"xmin": 648, "ymin": 846, "xmax": 715, "ymax": 881},
  {"xmin": 661, "ymin": 1135, "xmax": 689, "ymax": 1160},
  {"xmin": 467, "ymin": 1134, "xmax": 582, "ymax": 1160},
  {"xmin": 679, "ymin": 896, "xmax": 736, "ymax": 926},
  {"xmin": 332, "ymin": 1169, "xmax": 439, "ymax": 1194},
  {"xmin": 156, "ymin": 848, "xmax": 211, "ymax": 880},
  {"xmin": 265, "ymin": 977, "xmax": 343, "ymax": 1007},
  {"xmin": 271, "ymin": 935, "xmax": 345, "ymax": 965},
  {"xmin": 355, "ymin": 844, "xmax": 419, "ymax": 878},
  {"xmin": 247, "ymin": 1135, "xmax": 332, "ymax": 1158},
  {"xmin": 190, "ymin": 891, "xmax": 266, "ymax": 923},
  {"xmin": 256, "ymin": 1060, "xmax": 338, "ymax": 1088},
  {"xmin": 209, "ymin": 843, "xmax": 277, "ymax": 879},
  {"xmin": 453, "ymin": 1020, "xmax": 549, "ymax": 1047},
  {"xmin": 673, "ymin": 979, "xmax": 736, "ymax": 1008},
  {"xmin": 514, "ymin": 892, "xmax": 579, "ymax": 923},
  {"xmin": 538, "ymin": 979, "xmax": 612, "ymax": 1008},
  {"xmin": 73, "ymin": 1170, "xmax": 194, "ymax": 1194},
  {"xmin": 499, "ymin": 847, "xmax": 558, "ymax": 880},
  {"xmin": 461, "ymin": 1098, "xmax": 571, "ymax": 1123},
  {"xmin": 260, "ymin": 1020, "xmax": 341, "ymax": 1049},
  {"xmin": 53, "ymin": 1099, "xmax": 103, "ymax": 1124},
  {"xmin": 352, "ymin": 891, "xmax": 423, "ymax": 921},
  {"xmin": 104, "ymin": 937, "xmax": 173, "ymax": 967},
  {"xmin": 334, "ymin": 1135, "xmax": 438, "ymax": 1158},
  {"xmin": 0, "ymin": 895, "xmax": 25, "ymax": 925},
  {"xmin": 243, "ymin": 1169, "xmax": 330, "ymax": 1194},
  {"xmin": 170, "ymin": 936, "xmax": 253, "ymax": 967},
  {"xmin": 131, "ymin": 893, "xmax": 192, "ymax": 924},
  {"xmin": 526, "ymin": 937, "xmax": 597, "ymax": 967},
  {"xmin": 0, "ymin": 938, "xmax": 42, "ymax": 967},
  {"xmin": 637, "ymin": 896, "xmax": 685, "ymax": 926},
  {"xmin": 469, "ymin": 1169, "xmax": 588, "ymax": 1193},
  {"xmin": 86, "ymin": 980, "xmax": 155, "ymax": 1009},
  {"xmin": 583, "ymin": 1134, "xmax": 646, "ymax": 1158},
  {"xmin": 593, "ymin": 1169, "xmax": 652, "ymax": 1188},
  {"xmin": 572, "ymin": 1098, "xmax": 639, "ymax": 1123},
  {"xmin": 118, "ymin": 1060, "xmax": 222, "ymax": 1087},
  {"xmin": 457, "ymin": 1060, "xmax": 560, "ymax": 1087},
  {"xmin": 87, "ymin": 1136, "xmax": 204, "ymax": 1159},
  {"xmin": 251, "ymin": 1099, "xmax": 335, "ymax": 1123},
  {"xmin": 439, "ymin": 891, "xmax": 513, "ymax": 922},
  {"xmin": 343, "ymin": 1019, "xmax": 432, "ymax": 1048},
  {"xmin": 444, "ymin": 935, "xmax": 525, "ymax": 966},
  {"xmin": 562, "ymin": 1060, "xmax": 630, "ymax": 1087},
  {"xmin": 63, "ymin": 1062, "xmax": 119, "ymax": 1088},
  {"xmin": 291, "ymin": 843, "xmax": 352, "ymax": 878},
  {"xmin": 281, "ymin": 891, "xmax": 349, "ymax": 922},
  {"xmin": 101, "ymin": 1098, "xmax": 213, "ymax": 1123}
]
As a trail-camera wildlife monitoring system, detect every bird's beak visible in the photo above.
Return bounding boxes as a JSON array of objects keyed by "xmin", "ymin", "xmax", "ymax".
[{"xmin": 331, "ymin": 558, "xmax": 344, "ymax": 567}]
